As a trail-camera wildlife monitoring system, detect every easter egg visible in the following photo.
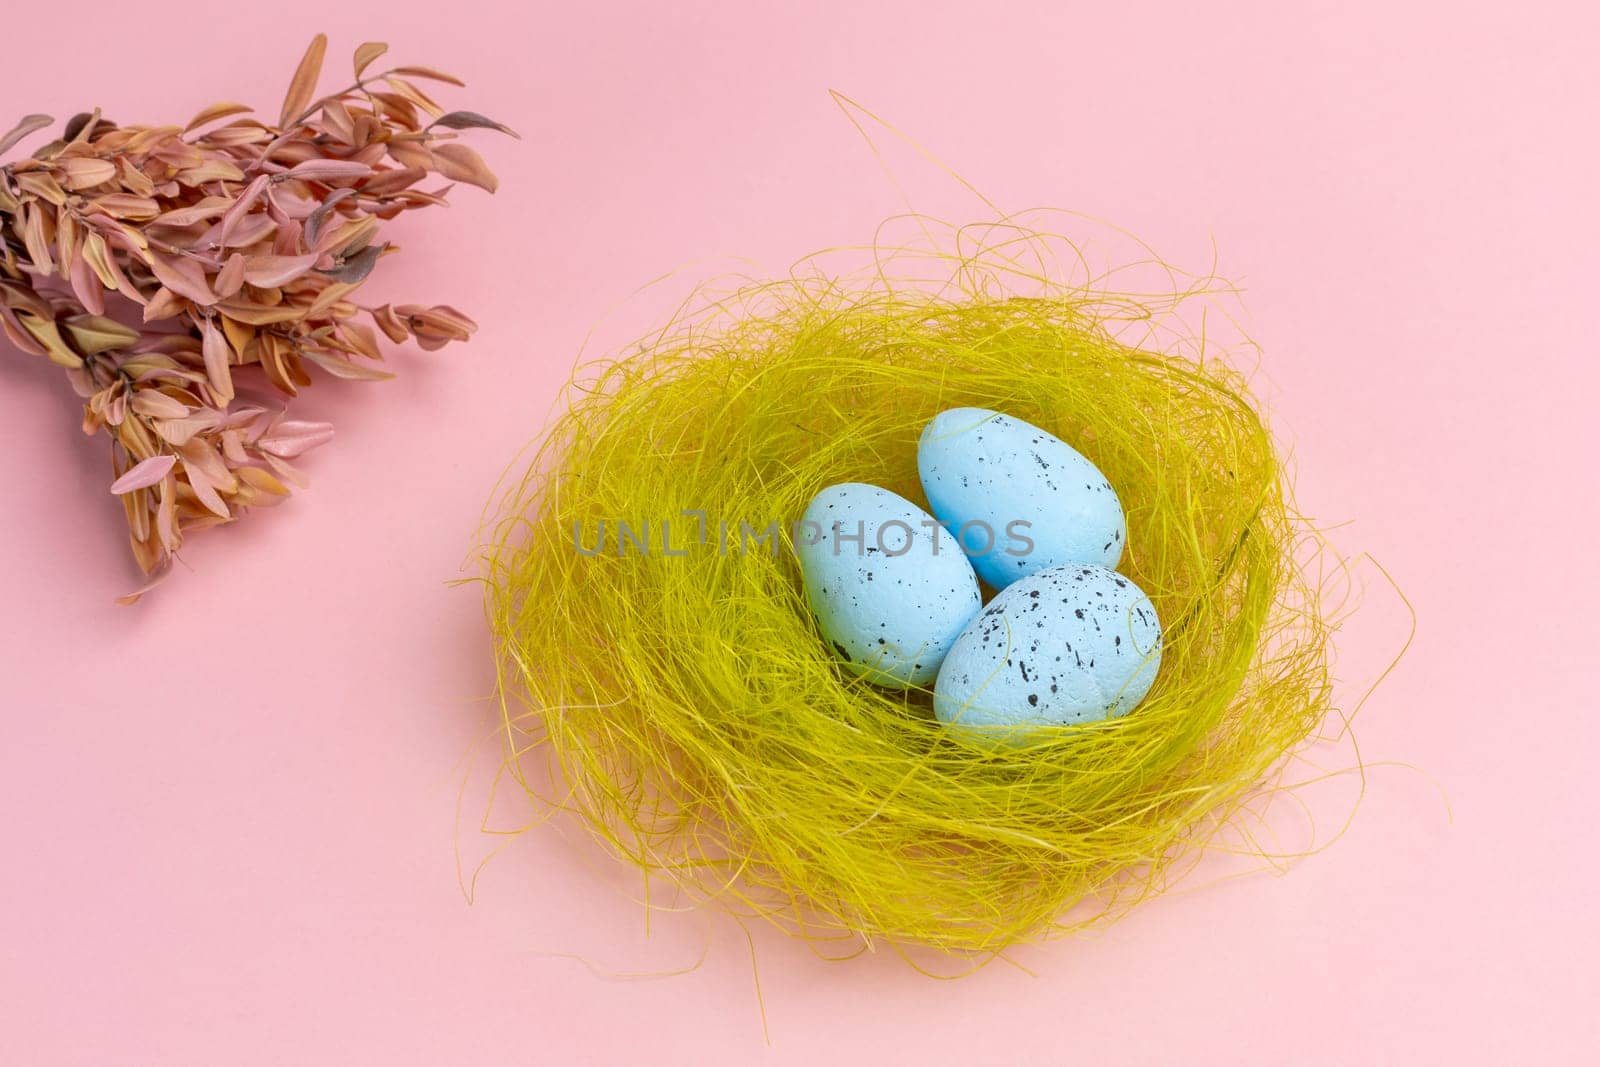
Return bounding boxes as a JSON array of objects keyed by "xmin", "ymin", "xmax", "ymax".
[
  {"xmin": 796, "ymin": 482, "xmax": 983, "ymax": 688},
  {"xmin": 933, "ymin": 563, "xmax": 1161, "ymax": 731},
  {"xmin": 917, "ymin": 407, "xmax": 1125, "ymax": 588}
]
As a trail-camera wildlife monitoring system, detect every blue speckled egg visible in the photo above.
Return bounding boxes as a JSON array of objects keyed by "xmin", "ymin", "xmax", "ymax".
[
  {"xmin": 933, "ymin": 563, "xmax": 1162, "ymax": 731},
  {"xmin": 796, "ymin": 482, "xmax": 982, "ymax": 688},
  {"xmin": 917, "ymin": 407, "xmax": 1125, "ymax": 588}
]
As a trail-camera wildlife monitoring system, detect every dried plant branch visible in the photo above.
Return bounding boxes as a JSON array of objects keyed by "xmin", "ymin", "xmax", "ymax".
[{"xmin": 0, "ymin": 35, "xmax": 515, "ymax": 603}]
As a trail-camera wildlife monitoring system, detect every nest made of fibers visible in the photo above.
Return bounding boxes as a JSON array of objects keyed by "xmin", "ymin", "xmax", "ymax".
[{"xmin": 482, "ymin": 233, "xmax": 1335, "ymax": 959}]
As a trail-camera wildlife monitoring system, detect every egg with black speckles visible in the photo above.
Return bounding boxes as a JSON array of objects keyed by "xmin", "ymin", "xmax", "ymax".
[
  {"xmin": 796, "ymin": 482, "xmax": 983, "ymax": 689},
  {"xmin": 918, "ymin": 407, "xmax": 1125, "ymax": 589},
  {"xmin": 933, "ymin": 563, "xmax": 1162, "ymax": 732}
]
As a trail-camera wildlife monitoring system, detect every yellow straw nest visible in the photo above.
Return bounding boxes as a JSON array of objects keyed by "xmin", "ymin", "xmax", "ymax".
[{"xmin": 482, "ymin": 233, "xmax": 1335, "ymax": 958}]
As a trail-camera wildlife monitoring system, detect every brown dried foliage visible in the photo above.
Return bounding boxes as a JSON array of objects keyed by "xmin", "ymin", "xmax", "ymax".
[{"xmin": 0, "ymin": 36, "xmax": 513, "ymax": 602}]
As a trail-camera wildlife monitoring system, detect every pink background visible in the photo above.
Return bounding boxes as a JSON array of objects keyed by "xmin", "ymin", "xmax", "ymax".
[{"xmin": 3, "ymin": 2, "xmax": 1597, "ymax": 1063}]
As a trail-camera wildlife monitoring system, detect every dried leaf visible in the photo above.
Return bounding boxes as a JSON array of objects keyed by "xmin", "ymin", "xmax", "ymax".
[
  {"xmin": 220, "ymin": 429, "xmax": 249, "ymax": 464},
  {"xmin": 201, "ymin": 318, "xmax": 235, "ymax": 401},
  {"xmin": 68, "ymin": 254, "xmax": 107, "ymax": 316},
  {"xmin": 125, "ymin": 126, "xmax": 183, "ymax": 155},
  {"xmin": 125, "ymin": 484, "xmax": 151, "ymax": 543},
  {"xmin": 80, "ymin": 232, "xmax": 121, "ymax": 289},
  {"xmin": 397, "ymin": 303, "xmax": 476, "ymax": 349},
  {"xmin": 19, "ymin": 202, "xmax": 55, "ymax": 274},
  {"xmin": 116, "ymin": 558, "xmax": 174, "ymax": 604},
  {"xmin": 62, "ymin": 314, "xmax": 140, "ymax": 354},
  {"xmin": 155, "ymin": 410, "xmax": 223, "ymax": 446},
  {"xmin": 242, "ymin": 253, "xmax": 318, "ymax": 287},
  {"xmin": 116, "ymin": 410, "xmax": 158, "ymax": 457},
  {"xmin": 148, "ymin": 254, "xmax": 216, "ymax": 306},
  {"xmin": 54, "ymin": 212, "xmax": 81, "ymax": 284},
  {"xmin": 304, "ymin": 187, "xmax": 358, "ymax": 247},
  {"xmin": 311, "ymin": 103, "xmax": 353, "ymax": 147},
  {"xmin": 156, "ymin": 473, "xmax": 179, "ymax": 549},
  {"xmin": 369, "ymin": 304, "xmax": 408, "ymax": 343},
  {"xmin": 428, "ymin": 142, "xmax": 498, "ymax": 192},
  {"xmin": 59, "ymin": 157, "xmax": 118, "ymax": 190},
  {"xmin": 256, "ymin": 419, "xmax": 334, "ymax": 458},
  {"xmin": 111, "ymin": 454, "xmax": 176, "ymax": 494},
  {"xmin": 65, "ymin": 110, "xmax": 103, "ymax": 145},
  {"xmin": 319, "ymin": 242, "xmax": 388, "ymax": 283},
  {"xmin": 204, "ymin": 124, "xmax": 273, "ymax": 148},
  {"xmin": 0, "ymin": 282, "xmax": 45, "ymax": 318},
  {"xmin": 237, "ymin": 465, "xmax": 290, "ymax": 496},
  {"xmin": 156, "ymin": 138, "xmax": 202, "ymax": 165},
  {"xmin": 87, "ymin": 193, "xmax": 162, "ymax": 220},
  {"xmin": 303, "ymin": 281, "xmax": 356, "ymax": 317},
  {"xmin": 382, "ymin": 139, "xmax": 434, "ymax": 171},
  {"xmin": 118, "ymin": 157, "xmax": 156, "ymax": 197},
  {"xmin": 312, "ymin": 213, "xmax": 381, "ymax": 256},
  {"xmin": 151, "ymin": 199, "xmax": 233, "ymax": 229},
  {"xmin": 212, "ymin": 212, "xmax": 277, "ymax": 250},
  {"xmin": 261, "ymin": 452, "xmax": 308, "ymax": 489},
  {"xmin": 280, "ymin": 33, "xmax": 329, "ymax": 128},
  {"xmin": 337, "ymin": 320, "xmax": 383, "ymax": 361},
  {"xmin": 0, "ymin": 113, "xmax": 53, "ymax": 158},
  {"xmin": 214, "ymin": 253, "xmax": 247, "ymax": 300},
  {"xmin": 215, "ymin": 173, "xmax": 270, "ymax": 247},
  {"xmin": 143, "ymin": 286, "xmax": 188, "ymax": 322},
  {"xmin": 180, "ymin": 438, "xmax": 237, "ymax": 491},
  {"xmin": 353, "ymin": 41, "xmax": 388, "ymax": 79},
  {"xmin": 15, "ymin": 170, "xmax": 68, "ymax": 206},
  {"xmin": 131, "ymin": 391, "xmax": 191, "ymax": 419},
  {"xmin": 431, "ymin": 110, "xmax": 520, "ymax": 138},
  {"xmin": 301, "ymin": 348, "xmax": 396, "ymax": 381},
  {"xmin": 284, "ymin": 158, "xmax": 374, "ymax": 183},
  {"xmin": 390, "ymin": 65, "xmax": 465, "ymax": 87},
  {"xmin": 357, "ymin": 164, "xmax": 426, "ymax": 198},
  {"xmin": 182, "ymin": 457, "xmax": 231, "ymax": 518},
  {"xmin": 385, "ymin": 76, "xmax": 445, "ymax": 118},
  {"xmin": 256, "ymin": 333, "xmax": 297, "ymax": 393},
  {"xmin": 368, "ymin": 91, "xmax": 421, "ymax": 129},
  {"xmin": 17, "ymin": 313, "xmax": 83, "ymax": 368},
  {"xmin": 184, "ymin": 101, "xmax": 253, "ymax": 133},
  {"xmin": 0, "ymin": 308, "xmax": 48, "ymax": 358},
  {"xmin": 214, "ymin": 315, "xmax": 254, "ymax": 360},
  {"xmin": 212, "ymin": 299, "xmax": 302, "ymax": 326},
  {"xmin": 177, "ymin": 159, "xmax": 246, "ymax": 185}
]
